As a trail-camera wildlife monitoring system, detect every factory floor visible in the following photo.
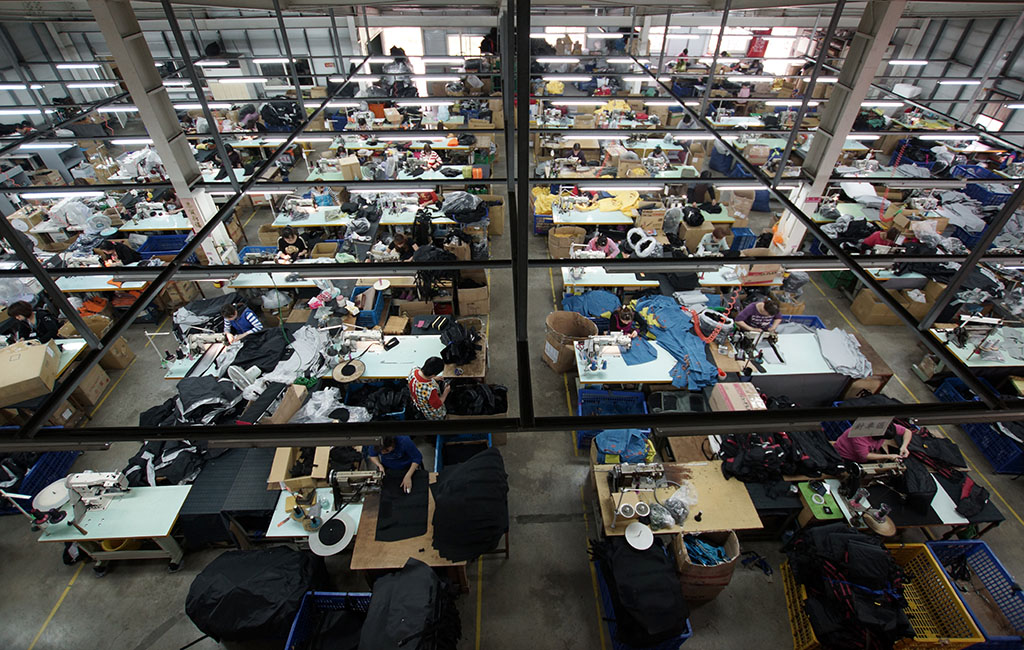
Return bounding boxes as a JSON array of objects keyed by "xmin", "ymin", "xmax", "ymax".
[{"xmin": 5, "ymin": 201, "xmax": 1024, "ymax": 650}]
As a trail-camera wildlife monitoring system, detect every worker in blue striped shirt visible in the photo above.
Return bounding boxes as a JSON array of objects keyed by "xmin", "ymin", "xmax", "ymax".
[{"xmin": 221, "ymin": 303, "xmax": 264, "ymax": 344}]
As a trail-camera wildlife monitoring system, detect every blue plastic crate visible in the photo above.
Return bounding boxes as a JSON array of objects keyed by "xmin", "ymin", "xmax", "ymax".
[
  {"xmin": 0, "ymin": 451, "xmax": 80, "ymax": 515},
  {"xmin": 577, "ymin": 389, "xmax": 649, "ymax": 448},
  {"xmin": 594, "ymin": 559, "xmax": 693, "ymax": 650},
  {"xmin": 238, "ymin": 245, "xmax": 277, "ymax": 260},
  {"xmin": 434, "ymin": 434, "xmax": 492, "ymax": 472},
  {"xmin": 349, "ymin": 286, "xmax": 386, "ymax": 328},
  {"xmin": 285, "ymin": 591, "xmax": 372, "ymax": 650},
  {"xmin": 950, "ymin": 225, "xmax": 989, "ymax": 251},
  {"xmin": 927, "ymin": 541, "xmax": 1024, "ymax": 649},
  {"xmin": 952, "ymin": 164, "xmax": 1013, "ymax": 205},
  {"xmin": 819, "ymin": 401, "xmax": 852, "ymax": 441},
  {"xmin": 933, "ymin": 378, "xmax": 1024, "ymax": 474},
  {"xmin": 730, "ymin": 227, "xmax": 757, "ymax": 252},
  {"xmin": 709, "ymin": 148, "xmax": 734, "ymax": 174},
  {"xmin": 137, "ymin": 234, "xmax": 198, "ymax": 264},
  {"xmin": 780, "ymin": 315, "xmax": 825, "ymax": 330}
]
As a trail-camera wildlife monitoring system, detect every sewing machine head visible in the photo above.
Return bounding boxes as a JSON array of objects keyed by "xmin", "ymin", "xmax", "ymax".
[
  {"xmin": 910, "ymin": 191, "xmax": 939, "ymax": 211},
  {"xmin": 569, "ymin": 243, "xmax": 606, "ymax": 260},
  {"xmin": 609, "ymin": 463, "xmax": 664, "ymax": 491},
  {"xmin": 329, "ymin": 469, "xmax": 383, "ymax": 503},
  {"xmin": 65, "ymin": 471, "xmax": 129, "ymax": 511},
  {"xmin": 135, "ymin": 201, "xmax": 166, "ymax": 219},
  {"xmin": 579, "ymin": 333, "xmax": 632, "ymax": 372},
  {"xmin": 854, "ymin": 158, "xmax": 880, "ymax": 172}
]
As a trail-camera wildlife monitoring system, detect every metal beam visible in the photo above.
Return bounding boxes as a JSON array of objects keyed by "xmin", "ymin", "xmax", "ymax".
[
  {"xmin": 962, "ymin": 11, "xmax": 1024, "ymax": 120},
  {"xmin": 272, "ymin": 0, "xmax": 307, "ymax": 117},
  {"xmin": 700, "ymin": 0, "xmax": 731, "ymax": 118},
  {"xmin": 513, "ymin": 0, "xmax": 534, "ymax": 427}
]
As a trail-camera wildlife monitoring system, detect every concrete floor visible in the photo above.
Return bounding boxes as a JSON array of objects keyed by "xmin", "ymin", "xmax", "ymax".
[{"xmin": 4, "ymin": 196, "xmax": 1024, "ymax": 650}]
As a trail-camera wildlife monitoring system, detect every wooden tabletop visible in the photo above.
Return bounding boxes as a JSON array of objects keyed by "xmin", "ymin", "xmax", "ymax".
[
  {"xmin": 593, "ymin": 461, "xmax": 762, "ymax": 537},
  {"xmin": 349, "ymin": 473, "xmax": 466, "ymax": 570}
]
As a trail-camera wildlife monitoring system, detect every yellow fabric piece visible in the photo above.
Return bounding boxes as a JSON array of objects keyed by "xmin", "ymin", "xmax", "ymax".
[
  {"xmin": 598, "ymin": 99, "xmax": 630, "ymax": 114},
  {"xmin": 644, "ymin": 439, "xmax": 657, "ymax": 463},
  {"xmin": 531, "ymin": 186, "xmax": 556, "ymax": 215},
  {"xmin": 545, "ymin": 80, "xmax": 565, "ymax": 95},
  {"xmin": 592, "ymin": 190, "xmax": 641, "ymax": 214}
]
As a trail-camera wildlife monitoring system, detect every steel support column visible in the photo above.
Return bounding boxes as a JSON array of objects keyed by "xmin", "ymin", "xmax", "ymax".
[
  {"xmin": 514, "ymin": 0, "xmax": 534, "ymax": 426},
  {"xmin": 271, "ymin": 0, "xmax": 307, "ymax": 118},
  {"xmin": 802, "ymin": 0, "xmax": 907, "ymax": 198},
  {"xmin": 962, "ymin": 12, "xmax": 1024, "ymax": 121},
  {"xmin": 700, "ymin": 0, "xmax": 731, "ymax": 119},
  {"xmin": 88, "ymin": 0, "xmax": 236, "ymax": 266}
]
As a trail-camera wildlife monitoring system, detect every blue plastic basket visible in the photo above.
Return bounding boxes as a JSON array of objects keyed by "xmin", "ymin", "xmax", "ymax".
[
  {"xmin": 952, "ymin": 164, "xmax": 1013, "ymax": 205},
  {"xmin": 933, "ymin": 378, "xmax": 1024, "ymax": 474},
  {"xmin": 238, "ymin": 245, "xmax": 277, "ymax": 261},
  {"xmin": 0, "ymin": 451, "xmax": 80, "ymax": 515},
  {"xmin": 434, "ymin": 434, "xmax": 492, "ymax": 472},
  {"xmin": 350, "ymin": 286, "xmax": 386, "ymax": 328},
  {"xmin": 950, "ymin": 225, "xmax": 989, "ymax": 251},
  {"xmin": 730, "ymin": 227, "xmax": 757, "ymax": 251},
  {"xmin": 594, "ymin": 560, "xmax": 694, "ymax": 650},
  {"xmin": 780, "ymin": 315, "xmax": 826, "ymax": 329},
  {"xmin": 137, "ymin": 234, "xmax": 198, "ymax": 264},
  {"xmin": 285, "ymin": 591, "xmax": 372, "ymax": 650},
  {"xmin": 927, "ymin": 541, "xmax": 1024, "ymax": 649},
  {"xmin": 819, "ymin": 401, "xmax": 852, "ymax": 441},
  {"xmin": 577, "ymin": 389, "xmax": 649, "ymax": 448},
  {"xmin": 709, "ymin": 148, "xmax": 734, "ymax": 174}
]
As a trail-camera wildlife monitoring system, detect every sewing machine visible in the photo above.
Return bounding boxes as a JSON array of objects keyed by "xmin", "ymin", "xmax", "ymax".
[
  {"xmin": 729, "ymin": 329, "xmax": 782, "ymax": 373},
  {"xmin": 853, "ymin": 157, "xmax": 880, "ymax": 172},
  {"xmin": 579, "ymin": 333, "xmax": 632, "ymax": 372},
  {"xmin": 608, "ymin": 463, "xmax": 664, "ymax": 492},
  {"xmin": 910, "ymin": 191, "xmax": 939, "ymax": 212},
  {"xmin": 329, "ymin": 469, "xmax": 383, "ymax": 505},
  {"xmin": 64, "ymin": 471, "xmax": 129, "ymax": 532},
  {"xmin": 367, "ymin": 241, "xmax": 400, "ymax": 262},
  {"xmin": 946, "ymin": 315, "xmax": 1005, "ymax": 359},
  {"xmin": 134, "ymin": 201, "xmax": 167, "ymax": 219},
  {"xmin": 186, "ymin": 332, "xmax": 226, "ymax": 356},
  {"xmin": 328, "ymin": 328, "xmax": 384, "ymax": 359},
  {"xmin": 556, "ymin": 185, "xmax": 592, "ymax": 212},
  {"xmin": 569, "ymin": 243, "xmax": 606, "ymax": 260},
  {"xmin": 642, "ymin": 155, "xmax": 669, "ymax": 174}
]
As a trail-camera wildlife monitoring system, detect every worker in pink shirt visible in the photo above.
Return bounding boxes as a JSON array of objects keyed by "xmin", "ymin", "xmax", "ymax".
[{"xmin": 834, "ymin": 422, "xmax": 914, "ymax": 463}]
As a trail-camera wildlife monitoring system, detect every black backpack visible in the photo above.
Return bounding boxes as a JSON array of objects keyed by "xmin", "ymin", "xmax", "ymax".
[
  {"xmin": 682, "ymin": 206, "xmax": 704, "ymax": 227},
  {"xmin": 440, "ymin": 322, "xmax": 482, "ymax": 365},
  {"xmin": 898, "ymin": 457, "xmax": 938, "ymax": 514}
]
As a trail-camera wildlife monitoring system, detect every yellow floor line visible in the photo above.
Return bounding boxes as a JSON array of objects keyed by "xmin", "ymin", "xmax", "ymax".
[
  {"xmin": 89, "ymin": 356, "xmax": 138, "ymax": 417},
  {"xmin": 28, "ymin": 562, "xmax": 84, "ymax": 650},
  {"xmin": 814, "ymin": 275, "xmax": 1024, "ymax": 530},
  {"xmin": 242, "ymin": 208, "xmax": 259, "ymax": 228},
  {"xmin": 474, "ymin": 556, "xmax": 484, "ymax": 650}
]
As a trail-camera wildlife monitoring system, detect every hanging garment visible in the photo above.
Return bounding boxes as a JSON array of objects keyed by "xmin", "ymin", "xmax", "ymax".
[{"xmin": 431, "ymin": 447, "xmax": 509, "ymax": 562}]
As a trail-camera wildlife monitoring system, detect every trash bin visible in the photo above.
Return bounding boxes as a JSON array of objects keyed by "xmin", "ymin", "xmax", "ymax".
[{"xmin": 543, "ymin": 311, "xmax": 597, "ymax": 373}]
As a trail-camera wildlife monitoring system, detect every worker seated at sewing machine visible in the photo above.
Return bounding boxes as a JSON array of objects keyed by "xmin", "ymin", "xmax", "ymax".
[
  {"xmin": 277, "ymin": 226, "xmax": 309, "ymax": 263},
  {"xmin": 97, "ymin": 239, "xmax": 142, "ymax": 266},
  {"xmin": 734, "ymin": 298, "xmax": 781, "ymax": 333},
  {"xmin": 644, "ymin": 146, "xmax": 670, "ymax": 171},
  {"xmin": 861, "ymin": 227, "xmax": 901, "ymax": 252},
  {"xmin": 367, "ymin": 435, "xmax": 423, "ymax": 494},
  {"xmin": 7, "ymin": 300, "xmax": 60, "ymax": 343},
  {"xmin": 388, "ymin": 233, "xmax": 414, "ymax": 261},
  {"xmin": 304, "ymin": 185, "xmax": 337, "ymax": 207},
  {"xmin": 566, "ymin": 142, "xmax": 587, "ymax": 166},
  {"xmin": 609, "ymin": 305, "xmax": 646, "ymax": 337},
  {"xmin": 586, "ymin": 233, "xmax": 622, "ymax": 259},
  {"xmin": 696, "ymin": 227, "xmax": 731, "ymax": 256},
  {"xmin": 418, "ymin": 143, "xmax": 443, "ymax": 170},
  {"xmin": 835, "ymin": 422, "xmax": 914, "ymax": 464},
  {"xmin": 221, "ymin": 303, "xmax": 264, "ymax": 344}
]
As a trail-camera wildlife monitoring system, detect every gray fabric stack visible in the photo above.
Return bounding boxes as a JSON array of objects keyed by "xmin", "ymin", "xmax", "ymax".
[{"xmin": 815, "ymin": 328, "xmax": 873, "ymax": 379}]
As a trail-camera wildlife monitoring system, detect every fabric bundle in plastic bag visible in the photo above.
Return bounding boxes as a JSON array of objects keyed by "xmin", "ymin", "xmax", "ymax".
[{"xmin": 360, "ymin": 558, "xmax": 462, "ymax": 650}]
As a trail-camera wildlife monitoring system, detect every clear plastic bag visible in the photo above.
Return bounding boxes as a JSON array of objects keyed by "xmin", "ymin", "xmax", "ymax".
[
  {"xmin": 261, "ymin": 289, "xmax": 291, "ymax": 310},
  {"xmin": 649, "ymin": 503, "xmax": 675, "ymax": 530},
  {"xmin": 290, "ymin": 387, "xmax": 371, "ymax": 424},
  {"xmin": 664, "ymin": 482, "xmax": 699, "ymax": 524}
]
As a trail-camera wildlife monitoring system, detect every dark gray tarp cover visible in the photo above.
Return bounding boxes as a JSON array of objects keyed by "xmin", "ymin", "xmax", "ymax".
[
  {"xmin": 359, "ymin": 558, "xmax": 461, "ymax": 650},
  {"xmin": 431, "ymin": 447, "xmax": 509, "ymax": 561}
]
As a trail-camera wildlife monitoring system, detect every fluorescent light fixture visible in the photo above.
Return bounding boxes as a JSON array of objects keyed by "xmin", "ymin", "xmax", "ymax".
[
  {"xmin": 721, "ymin": 135, "xmax": 741, "ymax": 141},
  {"xmin": 245, "ymin": 190, "xmax": 292, "ymax": 195},
  {"xmin": 173, "ymin": 103, "xmax": 232, "ymax": 110},
  {"xmin": 326, "ymin": 101, "xmax": 361, "ymax": 108},
  {"xmin": 861, "ymin": 101, "xmax": 904, "ymax": 107},
  {"xmin": 0, "ymin": 83, "xmax": 42, "ymax": 90},
  {"xmin": 421, "ymin": 57, "xmax": 465, "ymax": 64},
  {"xmin": 530, "ymin": 33, "xmax": 563, "ymax": 38},
  {"xmin": 395, "ymin": 99, "xmax": 453, "ymax": 107},
  {"xmin": 803, "ymin": 76, "xmax": 838, "ymax": 83},
  {"xmin": 162, "ymin": 80, "xmax": 191, "ymax": 87},
  {"xmin": 1007, "ymin": 103, "xmax": 1024, "ymax": 109},
  {"xmin": 888, "ymin": 60, "xmax": 928, "ymax": 66},
  {"xmin": 20, "ymin": 191, "xmax": 104, "ymax": 199},
  {"xmin": 684, "ymin": 101, "xmax": 700, "ymax": 106},
  {"xmin": 349, "ymin": 188, "xmax": 434, "ymax": 194},
  {"xmin": 542, "ymin": 75, "xmax": 593, "ymax": 82},
  {"xmin": 606, "ymin": 58, "xmax": 649, "ymax": 64},
  {"xmin": 264, "ymin": 136, "xmax": 334, "ymax": 143},
  {"xmin": 329, "ymin": 76, "xmax": 379, "ymax": 83},
  {"xmin": 776, "ymin": 185, "xmax": 799, "ymax": 190},
  {"xmin": 367, "ymin": 57, "xmax": 395, "ymax": 64},
  {"xmin": 376, "ymin": 135, "xmax": 446, "ymax": 141},
  {"xmin": 682, "ymin": 135, "xmax": 716, "ymax": 140},
  {"xmin": 537, "ymin": 57, "xmax": 580, "ymax": 63},
  {"xmin": 848, "ymin": 134, "xmax": 881, "ymax": 140},
  {"xmin": 216, "ymin": 77, "xmax": 267, "ymax": 84},
  {"xmin": 111, "ymin": 138, "xmax": 153, "ymax": 145},
  {"xmin": 410, "ymin": 75, "xmax": 460, "ymax": 82},
  {"xmin": 196, "ymin": 60, "xmax": 230, "ymax": 67},
  {"xmin": 578, "ymin": 184, "xmax": 664, "ymax": 191},
  {"xmin": 586, "ymin": 33, "xmax": 624, "ymax": 39},
  {"xmin": 918, "ymin": 134, "xmax": 980, "ymax": 141},
  {"xmin": 938, "ymin": 79, "xmax": 981, "ymax": 85},
  {"xmin": 727, "ymin": 185, "xmax": 768, "ymax": 190},
  {"xmin": 765, "ymin": 100, "xmax": 819, "ymax": 106},
  {"xmin": 0, "ymin": 108, "xmax": 42, "ymax": 115},
  {"xmin": 67, "ymin": 82, "xmax": 116, "ymax": 88},
  {"xmin": 621, "ymin": 75, "xmax": 671, "ymax": 82},
  {"xmin": 97, "ymin": 106, "xmax": 138, "ymax": 113},
  {"xmin": 56, "ymin": 63, "xmax": 101, "ymax": 69},
  {"xmin": 549, "ymin": 99, "xmax": 605, "ymax": 106},
  {"xmin": 644, "ymin": 100, "xmax": 678, "ymax": 106},
  {"xmin": 593, "ymin": 135, "xmax": 631, "ymax": 140},
  {"xmin": 727, "ymin": 76, "xmax": 773, "ymax": 82},
  {"xmin": 252, "ymin": 58, "xmax": 292, "ymax": 64},
  {"xmin": 665, "ymin": 34, "xmax": 700, "ymax": 40},
  {"xmin": 19, "ymin": 143, "xmax": 73, "ymax": 150}
]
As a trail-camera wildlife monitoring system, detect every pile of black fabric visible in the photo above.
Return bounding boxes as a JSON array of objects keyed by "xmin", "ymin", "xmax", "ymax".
[
  {"xmin": 440, "ymin": 321, "xmax": 482, "ymax": 365},
  {"xmin": 360, "ymin": 558, "xmax": 461, "ymax": 650},
  {"xmin": 833, "ymin": 219, "xmax": 880, "ymax": 250},
  {"xmin": 175, "ymin": 376, "xmax": 245, "ymax": 425},
  {"xmin": 122, "ymin": 440, "xmax": 218, "ymax": 487},
  {"xmin": 185, "ymin": 547, "xmax": 328, "ymax": 644},
  {"xmin": 232, "ymin": 328, "xmax": 292, "ymax": 373},
  {"xmin": 898, "ymin": 429, "xmax": 988, "ymax": 518},
  {"xmin": 445, "ymin": 202, "xmax": 487, "ymax": 224},
  {"xmin": 445, "ymin": 380, "xmax": 507, "ymax": 416},
  {"xmin": 719, "ymin": 430, "xmax": 846, "ymax": 483},
  {"xmin": 589, "ymin": 537, "xmax": 689, "ymax": 648},
  {"xmin": 345, "ymin": 380, "xmax": 411, "ymax": 420},
  {"xmin": 785, "ymin": 524, "xmax": 913, "ymax": 650},
  {"xmin": 0, "ymin": 452, "xmax": 40, "ymax": 492},
  {"xmin": 431, "ymin": 447, "xmax": 509, "ymax": 561}
]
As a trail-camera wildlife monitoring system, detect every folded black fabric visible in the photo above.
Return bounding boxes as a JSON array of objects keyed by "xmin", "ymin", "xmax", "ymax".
[
  {"xmin": 360, "ymin": 558, "xmax": 461, "ymax": 650},
  {"xmin": 375, "ymin": 468, "xmax": 429, "ymax": 542},
  {"xmin": 431, "ymin": 447, "xmax": 509, "ymax": 561}
]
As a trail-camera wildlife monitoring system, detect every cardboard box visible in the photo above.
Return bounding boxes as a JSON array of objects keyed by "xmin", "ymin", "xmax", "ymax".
[
  {"xmin": 312, "ymin": 241, "xmax": 338, "ymax": 259},
  {"xmin": 915, "ymin": 354, "xmax": 941, "ymax": 381},
  {"xmin": 458, "ymin": 270, "xmax": 489, "ymax": 315},
  {"xmin": 154, "ymin": 281, "xmax": 200, "ymax": 311},
  {"xmin": 287, "ymin": 308, "xmax": 312, "ymax": 324},
  {"xmin": 48, "ymin": 400, "xmax": 84, "ymax": 427},
  {"xmin": 337, "ymin": 155, "xmax": 361, "ymax": 181},
  {"xmin": 71, "ymin": 364, "xmax": 110, "ymax": 408},
  {"xmin": 395, "ymin": 300, "xmax": 435, "ymax": 317},
  {"xmin": 851, "ymin": 289, "xmax": 902, "ymax": 326},
  {"xmin": 267, "ymin": 446, "xmax": 331, "ymax": 491},
  {"xmin": 574, "ymin": 114, "xmax": 596, "ymax": 129},
  {"xmin": 617, "ymin": 160, "xmax": 647, "ymax": 178},
  {"xmin": 58, "ymin": 314, "xmax": 112, "ymax": 339},
  {"xmin": 467, "ymin": 117, "xmax": 492, "ymax": 129},
  {"xmin": 680, "ymin": 221, "xmax": 714, "ymax": 252},
  {"xmin": 383, "ymin": 316, "xmax": 409, "ymax": 335},
  {"xmin": 260, "ymin": 384, "xmax": 308, "ymax": 426},
  {"xmin": 635, "ymin": 211, "xmax": 665, "ymax": 233},
  {"xmin": 671, "ymin": 531, "xmax": 740, "ymax": 602},
  {"xmin": 258, "ymin": 224, "xmax": 278, "ymax": 246},
  {"xmin": 739, "ymin": 248, "xmax": 783, "ymax": 285},
  {"xmin": 899, "ymin": 289, "xmax": 930, "ymax": 320},
  {"xmin": 474, "ymin": 194, "xmax": 504, "ymax": 236},
  {"xmin": 543, "ymin": 311, "xmax": 597, "ymax": 374},
  {"xmin": 548, "ymin": 225, "xmax": 587, "ymax": 259},
  {"xmin": 771, "ymin": 291, "xmax": 806, "ymax": 316},
  {"xmin": 7, "ymin": 206, "xmax": 44, "ymax": 233},
  {"xmin": 709, "ymin": 382, "xmax": 766, "ymax": 412},
  {"xmin": 99, "ymin": 337, "xmax": 135, "ymax": 371},
  {"xmin": 0, "ymin": 340, "xmax": 59, "ymax": 407},
  {"xmin": 843, "ymin": 333, "xmax": 893, "ymax": 398},
  {"xmin": 384, "ymin": 107, "xmax": 402, "ymax": 124}
]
